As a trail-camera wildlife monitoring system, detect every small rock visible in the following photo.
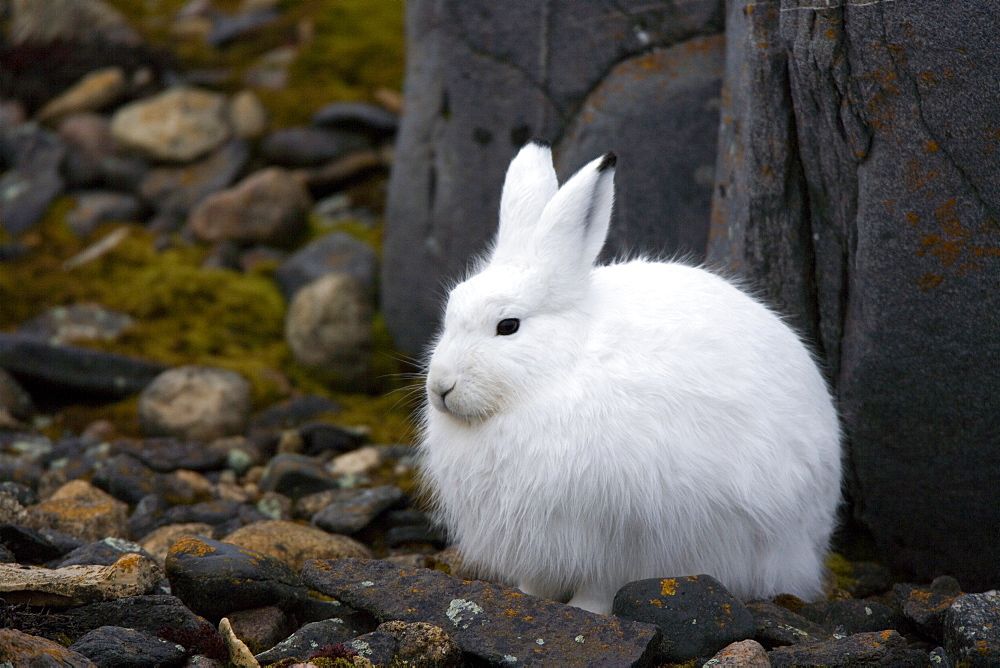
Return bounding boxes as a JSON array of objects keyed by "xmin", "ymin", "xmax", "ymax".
[
  {"xmin": 348, "ymin": 630, "xmax": 398, "ymax": 665},
  {"xmin": 301, "ymin": 149, "xmax": 387, "ymax": 192},
  {"xmin": 58, "ymin": 113, "xmax": 117, "ymax": 188},
  {"xmin": 253, "ymin": 618, "xmax": 367, "ymax": 664},
  {"xmin": 62, "ymin": 594, "xmax": 218, "ymax": 646},
  {"xmin": 0, "ymin": 481, "xmax": 38, "ymax": 506},
  {"xmin": 704, "ymin": 638, "xmax": 770, "ymax": 667},
  {"xmin": 0, "ymin": 166, "xmax": 64, "ymax": 236},
  {"xmin": 303, "ymin": 558, "xmax": 661, "ymax": 666},
  {"xmin": 91, "ymin": 452, "xmax": 165, "ymax": 506},
  {"xmin": 0, "ymin": 552, "xmax": 161, "ymax": 606},
  {"xmin": 285, "ymin": 273, "xmax": 373, "ymax": 389},
  {"xmin": 53, "ymin": 537, "xmax": 155, "ymax": 567},
  {"xmin": 274, "ymin": 231, "xmax": 378, "ymax": 301},
  {"xmin": 298, "ymin": 421, "xmax": 367, "ymax": 456},
  {"xmin": 139, "ymin": 522, "xmax": 215, "ymax": 566},
  {"xmin": 612, "ymin": 575, "xmax": 756, "ymax": 664},
  {"xmin": 259, "ymin": 453, "xmax": 340, "ymax": 500},
  {"xmin": 0, "ymin": 368, "xmax": 35, "ymax": 422},
  {"xmin": 943, "ymin": 591, "xmax": 1000, "ymax": 666},
  {"xmin": 130, "ymin": 497, "xmax": 265, "ymax": 539},
  {"xmin": 229, "ymin": 89, "xmax": 269, "ymax": 139},
  {"xmin": 223, "ymin": 519, "xmax": 372, "ymax": 572},
  {"xmin": 768, "ymin": 630, "xmax": 929, "ymax": 666},
  {"xmin": 799, "ymin": 598, "xmax": 904, "ymax": 636},
  {"xmin": 140, "ymin": 139, "xmax": 250, "ymax": 218},
  {"xmin": 114, "ymin": 436, "xmax": 229, "ymax": 473},
  {"xmin": 255, "ymin": 491, "xmax": 293, "ymax": 521},
  {"xmin": 242, "ymin": 45, "xmax": 298, "ymax": 90},
  {"xmin": 65, "ymin": 191, "xmax": 145, "ymax": 236},
  {"xmin": 894, "ymin": 576, "xmax": 963, "ymax": 642},
  {"xmin": 111, "ymin": 87, "xmax": 231, "ymax": 162},
  {"xmin": 139, "ymin": 366, "xmax": 252, "ymax": 442},
  {"xmin": 310, "ymin": 485, "xmax": 406, "ymax": 535},
  {"xmin": 27, "ymin": 479, "xmax": 129, "ymax": 542},
  {"xmin": 0, "ymin": 522, "xmax": 69, "ymax": 564},
  {"xmin": 259, "ymin": 126, "xmax": 369, "ymax": 168},
  {"xmin": 312, "ymin": 102, "xmax": 399, "ymax": 139},
  {"xmin": 251, "ymin": 394, "xmax": 340, "ymax": 430},
  {"xmin": 18, "ymin": 303, "xmax": 135, "ymax": 345},
  {"xmin": 745, "ymin": 599, "xmax": 831, "ymax": 649},
  {"xmin": 208, "ymin": 8, "xmax": 280, "ymax": 47},
  {"xmin": 8, "ymin": 0, "xmax": 142, "ymax": 46},
  {"xmin": 378, "ymin": 620, "xmax": 463, "ymax": 668},
  {"xmin": 37, "ymin": 67, "xmax": 126, "ymax": 124},
  {"xmin": 220, "ymin": 616, "xmax": 261, "ymax": 668},
  {"xmin": 69, "ymin": 625, "xmax": 187, "ymax": 667},
  {"xmin": 188, "ymin": 167, "xmax": 311, "ymax": 244},
  {"xmin": 328, "ymin": 445, "xmax": 383, "ymax": 477},
  {"xmin": 845, "ymin": 560, "xmax": 895, "ymax": 598},
  {"xmin": 226, "ymin": 605, "xmax": 295, "ymax": 655},
  {"xmin": 165, "ymin": 536, "xmax": 308, "ymax": 620},
  {"xmin": 0, "ymin": 628, "xmax": 96, "ymax": 667}
]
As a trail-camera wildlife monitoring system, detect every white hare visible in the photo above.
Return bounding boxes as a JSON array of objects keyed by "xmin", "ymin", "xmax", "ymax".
[{"xmin": 421, "ymin": 142, "xmax": 842, "ymax": 614}]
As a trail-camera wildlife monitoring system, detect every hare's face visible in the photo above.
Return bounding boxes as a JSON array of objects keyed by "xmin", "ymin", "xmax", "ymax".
[{"xmin": 426, "ymin": 265, "xmax": 576, "ymax": 422}]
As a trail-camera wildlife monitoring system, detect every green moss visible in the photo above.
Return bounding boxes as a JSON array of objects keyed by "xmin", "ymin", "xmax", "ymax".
[{"xmin": 825, "ymin": 552, "xmax": 857, "ymax": 591}]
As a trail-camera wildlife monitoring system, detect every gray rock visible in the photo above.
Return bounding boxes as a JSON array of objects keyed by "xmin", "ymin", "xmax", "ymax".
[
  {"xmin": 0, "ymin": 368, "xmax": 35, "ymax": 422},
  {"xmin": 61, "ymin": 594, "xmax": 217, "ymax": 643},
  {"xmin": 312, "ymin": 101, "xmax": 399, "ymax": 139},
  {"xmin": 274, "ymin": 231, "xmax": 377, "ymax": 301},
  {"xmin": 745, "ymin": 599, "xmax": 831, "ymax": 649},
  {"xmin": 705, "ymin": 639, "xmax": 770, "ymax": 667},
  {"xmin": 53, "ymin": 537, "xmax": 155, "ymax": 568},
  {"xmin": 260, "ymin": 126, "xmax": 369, "ymax": 168},
  {"xmin": 310, "ymin": 485, "xmax": 406, "ymax": 535},
  {"xmin": 943, "ymin": 592, "xmax": 1000, "ymax": 666},
  {"xmin": 768, "ymin": 630, "xmax": 929, "ymax": 667},
  {"xmin": 612, "ymin": 575, "xmax": 755, "ymax": 664},
  {"xmin": 69, "ymin": 625, "xmax": 187, "ymax": 667},
  {"xmin": 302, "ymin": 557, "xmax": 661, "ymax": 666},
  {"xmin": 8, "ymin": 0, "xmax": 142, "ymax": 46},
  {"xmin": 893, "ymin": 577, "xmax": 962, "ymax": 643},
  {"xmin": 65, "ymin": 192, "xmax": 144, "ymax": 236},
  {"xmin": 0, "ymin": 553, "xmax": 161, "ymax": 607},
  {"xmin": 58, "ymin": 112, "xmax": 115, "ymax": 188},
  {"xmin": 259, "ymin": 453, "xmax": 339, "ymax": 500},
  {"xmin": 382, "ymin": 0, "xmax": 724, "ymax": 354},
  {"xmin": 19, "ymin": 303, "xmax": 135, "ymax": 344},
  {"xmin": 0, "ymin": 628, "xmax": 96, "ymax": 668},
  {"xmin": 799, "ymin": 599, "xmax": 904, "ymax": 637},
  {"xmin": 225, "ymin": 605, "xmax": 294, "ymax": 655},
  {"xmin": 139, "ymin": 139, "xmax": 249, "ymax": 219},
  {"xmin": 0, "ymin": 122, "xmax": 66, "ymax": 235},
  {"xmin": 708, "ymin": 0, "xmax": 1000, "ymax": 590},
  {"xmin": 138, "ymin": 366, "xmax": 252, "ymax": 442},
  {"xmin": 111, "ymin": 87, "xmax": 231, "ymax": 162},
  {"xmin": 253, "ymin": 618, "xmax": 367, "ymax": 664}
]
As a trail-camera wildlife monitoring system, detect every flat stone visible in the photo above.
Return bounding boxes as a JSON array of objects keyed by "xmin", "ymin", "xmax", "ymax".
[
  {"xmin": 943, "ymin": 591, "xmax": 1000, "ymax": 666},
  {"xmin": 312, "ymin": 101, "xmax": 399, "ymax": 139},
  {"xmin": 259, "ymin": 453, "xmax": 340, "ymax": 500},
  {"xmin": 223, "ymin": 519, "xmax": 372, "ymax": 572},
  {"xmin": 768, "ymin": 630, "xmax": 928, "ymax": 667},
  {"xmin": 310, "ymin": 485, "xmax": 405, "ymax": 535},
  {"xmin": 0, "ymin": 628, "xmax": 96, "ymax": 667},
  {"xmin": 53, "ymin": 537, "xmax": 155, "ymax": 568},
  {"xmin": 298, "ymin": 421, "xmax": 367, "ymax": 456},
  {"xmin": 302, "ymin": 558, "xmax": 660, "ymax": 666},
  {"xmin": 37, "ymin": 67, "xmax": 126, "ymax": 124},
  {"xmin": 69, "ymin": 625, "xmax": 187, "ymax": 667},
  {"xmin": 327, "ymin": 445, "xmax": 383, "ymax": 477},
  {"xmin": 260, "ymin": 126, "xmax": 369, "ymax": 168},
  {"xmin": 0, "ymin": 552, "xmax": 161, "ymax": 607},
  {"xmin": 799, "ymin": 599, "xmax": 905, "ymax": 636},
  {"xmin": 110, "ymin": 87, "xmax": 231, "ymax": 162},
  {"xmin": 62, "ymin": 594, "xmax": 219, "ymax": 649},
  {"xmin": 745, "ymin": 599, "xmax": 832, "ymax": 649}
]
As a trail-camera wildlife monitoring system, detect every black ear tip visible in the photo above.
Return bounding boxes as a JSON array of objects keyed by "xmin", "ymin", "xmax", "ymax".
[{"xmin": 597, "ymin": 151, "xmax": 617, "ymax": 172}]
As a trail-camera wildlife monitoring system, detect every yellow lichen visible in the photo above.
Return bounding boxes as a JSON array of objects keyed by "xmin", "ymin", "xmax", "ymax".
[
  {"xmin": 170, "ymin": 536, "xmax": 217, "ymax": 557},
  {"xmin": 661, "ymin": 578, "xmax": 678, "ymax": 596}
]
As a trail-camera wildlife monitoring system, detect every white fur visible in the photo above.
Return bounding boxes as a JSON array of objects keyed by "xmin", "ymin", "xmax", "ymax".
[{"xmin": 421, "ymin": 144, "xmax": 842, "ymax": 614}]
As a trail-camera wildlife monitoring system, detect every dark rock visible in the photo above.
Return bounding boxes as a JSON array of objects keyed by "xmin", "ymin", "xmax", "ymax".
[
  {"xmin": 0, "ymin": 481, "xmax": 38, "ymax": 506},
  {"xmin": 745, "ymin": 599, "xmax": 831, "ymax": 649},
  {"xmin": 0, "ymin": 333, "xmax": 166, "ymax": 402},
  {"xmin": 0, "ymin": 369, "xmax": 35, "ymax": 422},
  {"xmin": 312, "ymin": 101, "xmax": 399, "ymax": 139},
  {"xmin": 61, "ymin": 594, "xmax": 213, "ymax": 643},
  {"xmin": 799, "ymin": 599, "xmax": 905, "ymax": 637},
  {"xmin": 347, "ymin": 630, "xmax": 399, "ymax": 665},
  {"xmin": 1, "ymin": 121, "xmax": 66, "ymax": 171},
  {"xmin": 768, "ymin": 630, "xmax": 929, "ymax": 667},
  {"xmin": 299, "ymin": 421, "xmax": 367, "ymax": 456},
  {"xmin": 260, "ymin": 126, "xmax": 369, "ymax": 168},
  {"xmin": 18, "ymin": 303, "xmax": 135, "ymax": 345},
  {"xmin": 894, "ymin": 577, "xmax": 962, "ymax": 642},
  {"xmin": 129, "ymin": 497, "xmax": 266, "ymax": 539},
  {"xmin": 381, "ymin": 509, "xmax": 447, "ymax": 548},
  {"xmin": 287, "ymin": 595, "xmax": 378, "ymax": 632},
  {"xmin": 69, "ymin": 625, "xmax": 187, "ymax": 667},
  {"xmin": 253, "ymin": 618, "xmax": 367, "ymax": 664},
  {"xmin": 0, "ymin": 523, "xmax": 68, "ymax": 564},
  {"xmin": 139, "ymin": 139, "xmax": 249, "ymax": 219},
  {"xmin": 0, "ymin": 168, "xmax": 64, "ymax": 237},
  {"xmin": 846, "ymin": 560, "xmax": 895, "ymax": 598},
  {"xmin": 52, "ymin": 537, "xmax": 155, "ymax": 568},
  {"xmin": 65, "ymin": 191, "xmax": 145, "ymax": 236},
  {"xmin": 165, "ymin": 535, "xmax": 308, "ymax": 620},
  {"xmin": 943, "ymin": 592, "xmax": 1000, "ymax": 666},
  {"xmin": 0, "ymin": 628, "xmax": 96, "ymax": 667},
  {"xmin": 251, "ymin": 394, "xmax": 341, "ymax": 430},
  {"xmin": 377, "ymin": 620, "xmax": 464, "ymax": 668},
  {"xmin": 58, "ymin": 112, "xmax": 115, "ymax": 188},
  {"xmin": 303, "ymin": 557, "xmax": 661, "ymax": 666},
  {"xmin": 226, "ymin": 605, "xmax": 295, "ymax": 655},
  {"xmin": 274, "ymin": 231, "xmax": 378, "ymax": 301},
  {"xmin": 259, "ymin": 453, "xmax": 340, "ymax": 500},
  {"xmin": 98, "ymin": 154, "xmax": 150, "ymax": 194},
  {"xmin": 301, "ymin": 150, "xmax": 388, "ymax": 193},
  {"xmin": 113, "ymin": 437, "xmax": 228, "ymax": 473},
  {"xmin": 930, "ymin": 646, "xmax": 955, "ymax": 667},
  {"xmin": 310, "ymin": 485, "xmax": 406, "ymax": 535},
  {"xmin": 612, "ymin": 575, "xmax": 755, "ymax": 664},
  {"xmin": 208, "ymin": 9, "xmax": 281, "ymax": 47},
  {"xmin": 92, "ymin": 453, "xmax": 164, "ymax": 505}
]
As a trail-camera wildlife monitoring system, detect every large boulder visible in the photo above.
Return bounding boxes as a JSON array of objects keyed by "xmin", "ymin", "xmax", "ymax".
[
  {"xmin": 707, "ymin": 0, "xmax": 1000, "ymax": 589},
  {"xmin": 382, "ymin": 0, "xmax": 725, "ymax": 355}
]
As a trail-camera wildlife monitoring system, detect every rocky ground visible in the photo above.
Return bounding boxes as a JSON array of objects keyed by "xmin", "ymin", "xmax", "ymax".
[{"xmin": 1, "ymin": 1, "xmax": 999, "ymax": 667}]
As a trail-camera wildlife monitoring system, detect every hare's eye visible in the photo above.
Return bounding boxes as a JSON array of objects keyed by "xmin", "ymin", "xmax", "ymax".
[{"xmin": 496, "ymin": 318, "xmax": 520, "ymax": 336}]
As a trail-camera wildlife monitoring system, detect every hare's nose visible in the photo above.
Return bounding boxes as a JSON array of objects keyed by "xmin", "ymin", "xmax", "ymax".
[{"xmin": 430, "ymin": 378, "xmax": 456, "ymax": 399}]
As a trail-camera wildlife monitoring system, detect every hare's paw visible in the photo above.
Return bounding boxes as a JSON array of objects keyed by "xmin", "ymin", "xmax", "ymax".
[
  {"xmin": 517, "ymin": 581, "xmax": 546, "ymax": 598},
  {"xmin": 567, "ymin": 584, "xmax": 614, "ymax": 615}
]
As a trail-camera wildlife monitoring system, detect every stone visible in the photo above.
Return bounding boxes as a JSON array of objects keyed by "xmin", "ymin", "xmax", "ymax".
[
  {"xmin": 0, "ymin": 553, "xmax": 161, "ymax": 607},
  {"xmin": 707, "ymin": 0, "xmax": 1000, "ymax": 590},
  {"xmin": 303, "ymin": 558, "xmax": 661, "ymax": 666},
  {"xmin": 226, "ymin": 606, "xmax": 293, "ymax": 655},
  {"xmin": 943, "ymin": 592, "xmax": 1000, "ymax": 666},
  {"xmin": 165, "ymin": 536, "xmax": 308, "ymax": 620},
  {"xmin": 0, "ymin": 522, "xmax": 69, "ymax": 564},
  {"xmin": 0, "ymin": 333, "xmax": 167, "ymax": 400},
  {"xmin": 259, "ymin": 126, "xmax": 369, "ymax": 168},
  {"xmin": 208, "ymin": 8, "xmax": 280, "ymax": 47},
  {"xmin": 18, "ymin": 303, "xmax": 135, "ymax": 345},
  {"xmin": 26, "ymin": 479, "xmax": 129, "ymax": 542},
  {"xmin": 0, "ymin": 123, "xmax": 66, "ymax": 235},
  {"xmin": 845, "ymin": 560, "xmax": 895, "ymax": 599},
  {"xmin": 188, "ymin": 167, "xmax": 311, "ymax": 244},
  {"xmin": 347, "ymin": 630, "xmax": 398, "ymax": 665},
  {"xmin": 894, "ymin": 577, "xmax": 963, "ymax": 642},
  {"xmin": 704, "ymin": 639, "xmax": 770, "ymax": 667},
  {"xmin": 113, "ymin": 436, "xmax": 228, "ymax": 473},
  {"xmin": 138, "ymin": 366, "xmax": 252, "ymax": 442},
  {"xmin": 274, "ymin": 231, "xmax": 378, "ymax": 301},
  {"xmin": 377, "ymin": 620, "xmax": 463, "ymax": 668},
  {"xmin": 129, "ymin": 498, "xmax": 265, "ymax": 539},
  {"xmin": 768, "ymin": 630, "xmax": 929, "ymax": 667},
  {"xmin": 223, "ymin": 520, "xmax": 372, "ymax": 572},
  {"xmin": 0, "ymin": 480, "xmax": 37, "ymax": 506},
  {"xmin": 301, "ymin": 150, "xmax": 388, "ymax": 192},
  {"xmin": 8, "ymin": 0, "xmax": 142, "ymax": 46},
  {"xmin": 312, "ymin": 101, "xmax": 399, "ymax": 140},
  {"xmin": 258, "ymin": 454, "xmax": 340, "ymax": 500},
  {"xmin": 284, "ymin": 273, "xmax": 373, "ymax": 389},
  {"xmin": 65, "ymin": 192, "xmax": 145, "ymax": 236},
  {"xmin": 612, "ymin": 575, "xmax": 756, "ymax": 664},
  {"xmin": 328, "ymin": 446, "xmax": 383, "ymax": 478},
  {"xmin": 91, "ymin": 453, "xmax": 163, "ymax": 505},
  {"xmin": 0, "ymin": 628, "xmax": 96, "ymax": 668},
  {"xmin": 310, "ymin": 485, "xmax": 406, "ymax": 535},
  {"xmin": 36, "ymin": 67, "xmax": 126, "ymax": 124},
  {"xmin": 799, "ymin": 599, "xmax": 904, "ymax": 636},
  {"xmin": 298, "ymin": 421, "xmax": 367, "ymax": 456},
  {"xmin": 219, "ymin": 617, "xmax": 261, "ymax": 668},
  {"xmin": 253, "ymin": 618, "xmax": 367, "ymax": 665},
  {"xmin": 139, "ymin": 139, "xmax": 250, "ymax": 219},
  {"xmin": 251, "ymin": 395, "xmax": 340, "ymax": 430},
  {"xmin": 228, "ymin": 89, "xmax": 269, "ymax": 139},
  {"xmin": 111, "ymin": 87, "xmax": 231, "ymax": 162},
  {"xmin": 61, "ymin": 594, "xmax": 218, "ymax": 645},
  {"xmin": 69, "ymin": 626, "xmax": 188, "ymax": 667},
  {"xmin": 745, "ymin": 599, "xmax": 831, "ymax": 649},
  {"xmin": 139, "ymin": 523, "xmax": 214, "ymax": 566},
  {"xmin": 53, "ymin": 537, "xmax": 155, "ymax": 568},
  {"xmin": 0, "ymin": 368, "xmax": 35, "ymax": 422},
  {"xmin": 58, "ymin": 112, "xmax": 115, "ymax": 188}
]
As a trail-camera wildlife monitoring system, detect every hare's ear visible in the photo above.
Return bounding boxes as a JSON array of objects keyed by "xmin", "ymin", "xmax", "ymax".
[
  {"xmin": 533, "ymin": 152, "xmax": 616, "ymax": 281},
  {"xmin": 491, "ymin": 142, "xmax": 558, "ymax": 264}
]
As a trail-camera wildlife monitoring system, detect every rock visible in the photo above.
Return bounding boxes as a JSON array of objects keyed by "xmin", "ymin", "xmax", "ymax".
[
  {"xmin": 129, "ymin": 497, "xmax": 265, "ymax": 539},
  {"xmin": 91, "ymin": 452, "xmax": 163, "ymax": 505},
  {"xmin": 36, "ymin": 67, "xmax": 126, "ymax": 124},
  {"xmin": 208, "ymin": 8, "xmax": 280, "ymax": 47},
  {"xmin": 7, "ymin": 0, "xmax": 142, "ymax": 46},
  {"xmin": 223, "ymin": 520, "xmax": 372, "ymax": 572},
  {"xmin": 53, "ymin": 537, "xmax": 155, "ymax": 567},
  {"xmin": 259, "ymin": 127, "xmax": 369, "ymax": 168},
  {"xmin": 0, "ymin": 522, "xmax": 71, "ymax": 564},
  {"xmin": 58, "ymin": 113, "xmax": 117, "ymax": 188},
  {"xmin": 943, "ymin": 591, "xmax": 1000, "ymax": 666},
  {"xmin": 708, "ymin": 0, "xmax": 1000, "ymax": 590},
  {"xmin": 0, "ymin": 628, "xmax": 96, "ymax": 668},
  {"xmin": 253, "ymin": 618, "xmax": 368, "ymax": 664},
  {"xmin": 274, "ymin": 231, "xmax": 378, "ymax": 301},
  {"xmin": 258, "ymin": 454, "xmax": 340, "ymax": 500},
  {"xmin": 0, "ymin": 368, "xmax": 35, "ymax": 422},
  {"xmin": 0, "ymin": 123, "xmax": 66, "ymax": 235},
  {"xmin": 745, "ymin": 599, "xmax": 831, "ymax": 649},
  {"xmin": 301, "ymin": 150, "xmax": 388, "ymax": 192},
  {"xmin": 845, "ymin": 561, "xmax": 895, "ymax": 599},
  {"xmin": 164, "ymin": 536, "xmax": 308, "ymax": 620},
  {"xmin": 19, "ymin": 303, "xmax": 135, "ymax": 345},
  {"xmin": 187, "ymin": 167, "xmax": 311, "ymax": 244},
  {"xmin": 0, "ymin": 552, "xmax": 161, "ymax": 606},
  {"xmin": 347, "ymin": 630, "xmax": 398, "ymax": 665},
  {"xmin": 251, "ymin": 395, "xmax": 340, "ymax": 430},
  {"xmin": 894, "ymin": 577, "xmax": 962, "ymax": 642},
  {"xmin": 255, "ymin": 491, "xmax": 293, "ymax": 521},
  {"xmin": 228, "ymin": 89, "xmax": 269, "ymax": 139},
  {"xmin": 303, "ymin": 557, "xmax": 661, "ymax": 666},
  {"xmin": 383, "ymin": 0, "xmax": 725, "ymax": 355},
  {"xmin": 226, "ymin": 606, "xmax": 293, "ymax": 655},
  {"xmin": 705, "ymin": 639, "xmax": 770, "ymax": 667},
  {"xmin": 26, "ymin": 479, "xmax": 129, "ymax": 542},
  {"xmin": 61, "ymin": 594, "xmax": 218, "ymax": 646},
  {"xmin": 242, "ymin": 45, "xmax": 298, "ymax": 91},
  {"xmin": 69, "ymin": 626, "xmax": 188, "ymax": 667},
  {"xmin": 310, "ymin": 485, "xmax": 405, "ymax": 535},
  {"xmin": 111, "ymin": 87, "xmax": 230, "ymax": 162},
  {"xmin": 139, "ymin": 522, "xmax": 215, "ymax": 566},
  {"xmin": 113, "ymin": 436, "xmax": 229, "ymax": 473},
  {"xmin": 139, "ymin": 139, "xmax": 250, "ymax": 220},
  {"xmin": 312, "ymin": 101, "xmax": 399, "ymax": 140},
  {"xmin": 284, "ymin": 273, "xmax": 373, "ymax": 389},
  {"xmin": 0, "ymin": 333, "xmax": 167, "ymax": 400},
  {"xmin": 768, "ymin": 630, "xmax": 929, "ymax": 667},
  {"xmin": 138, "ymin": 366, "xmax": 252, "ymax": 442},
  {"xmin": 382, "ymin": 509, "xmax": 446, "ymax": 548},
  {"xmin": 65, "ymin": 191, "xmax": 145, "ymax": 236},
  {"xmin": 0, "ymin": 481, "xmax": 38, "ymax": 506},
  {"xmin": 612, "ymin": 575, "xmax": 756, "ymax": 664},
  {"xmin": 298, "ymin": 421, "xmax": 366, "ymax": 456},
  {"xmin": 1, "ymin": 121, "xmax": 67, "ymax": 171},
  {"xmin": 219, "ymin": 617, "xmax": 260, "ymax": 668},
  {"xmin": 799, "ymin": 599, "xmax": 904, "ymax": 636},
  {"xmin": 377, "ymin": 620, "xmax": 463, "ymax": 667}
]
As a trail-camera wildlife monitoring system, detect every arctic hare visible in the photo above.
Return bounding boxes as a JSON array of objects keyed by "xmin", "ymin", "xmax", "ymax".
[{"xmin": 421, "ymin": 142, "xmax": 842, "ymax": 614}]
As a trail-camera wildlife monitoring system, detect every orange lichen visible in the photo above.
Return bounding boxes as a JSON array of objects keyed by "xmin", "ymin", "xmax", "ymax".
[
  {"xmin": 917, "ymin": 273, "xmax": 943, "ymax": 291},
  {"xmin": 660, "ymin": 579, "xmax": 677, "ymax": 596},
  {"xmin": 170, "ymin": 536, "xmax": 217, "ymax": 557}
]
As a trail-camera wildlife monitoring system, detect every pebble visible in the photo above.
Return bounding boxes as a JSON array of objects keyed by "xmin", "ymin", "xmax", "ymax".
[
  {"xmin": 328, "ymin": 445, "xmax": 383, "ymax": 477},
  {"xmin": 27, "ymin": 479, "xmax": 130, "ymax": 542},
  {"xmin": 745, "ymin": 599, "xmax": 831, "ymax": 648},
  {"xmin": 310, "ymin": 485, "xmax": 405, "ymax": 535},
  {"xmin": 36, "ymin": 67, "xmax": 126, "ymax": 124},
  {"xmin": 19, "ymin": 303, "xmax": 135, "ymax": 345},
  {"xmin": 258, "ymin": 453, "xmax": 340, "ymax": 499},
  {"xmin": 253, "ymin": 618, "xmax": 368, "ymax": 664},
  {"xmin": 69, "ymin": 625, "xmax": 188, "ymax": 667},
  {"xmin": 57, "ymin": 112, "xmax": 116, "ymax": 188},
  {"xmin": 274, "ymin": 231, "xmax": 378, "ymax": 301},
  {"xmin": 768, "ymin": 629, "xmax": 929, "ymax": 666},
  {"xmin": 65, "ymin": 191, "xmax": 144, "ymax": 236},
  {"xmin": 0, "ymin": 628, "xmax": 96, "ymax": 668},
  {"xmin": 52, "ymin": 536, "xmax": 155, "ymax": 567},
  {"xmin": 311, "ymin": 101, "xmax": 399, "ymax": 139},
  {"xmin": 110, "ymin": 87, "xmax": 231, "ymax": 162},
  {"xmin": 139, "ymin": 138, "xmax": 250, "ymax": 220},
  {"xmin": 705, "ymin": 638, "xmax": 771, "ymax": 667},
  {"xmin": 138, "ymin": 366, "xmax": 252, "ymax": 442},
  {"xmin": 259, "ymin": 126, "xmax": 369, "ymax": 168},
  {"xmin": 228, "ymin": 89, "xmax": 269, "ymax": 139}
]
